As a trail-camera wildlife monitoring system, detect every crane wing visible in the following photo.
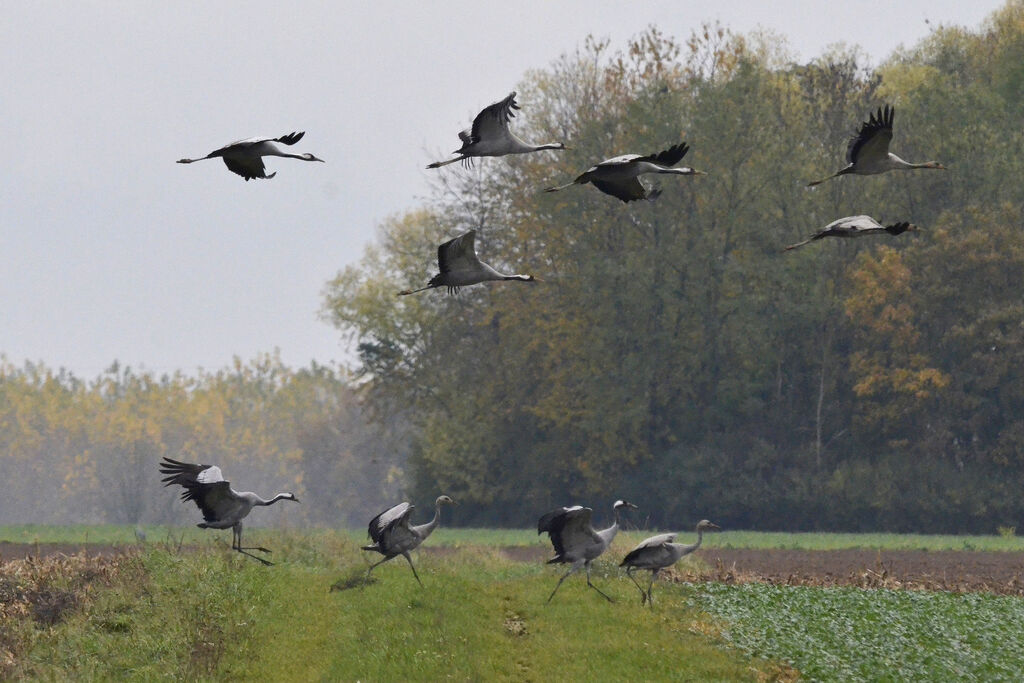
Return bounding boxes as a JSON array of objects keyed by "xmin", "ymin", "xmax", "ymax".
[
  {"xmin": 594, "ymin": 154, "xmax": 643, "ymax": 168},
  {"xmin": 437, "ymin": 230, "xmax": 481, "ymax": 274},
  {"xmin": 159, "ymin": 457, "xmax": 224, "ymax": 487},
  {"xmin": 592, "ymin": 178, "xmax": 655, "ymax": 203},
  {"xmin": 542, "ymin": 507, "xmax": 600, "ymax": 558},
  {"xmin": 538, "ymin": 506, "xmax": 574, "ymax": 534},
  {"xmin": 469, "ymin": 92, "xmax": 520, "ymax": 144},
  {"xmin": 846, "ymin": 105, "xmax": 893, "ymax": 165},
  {"xmin": 620, "ymin": 533, "xmax": 677, "ymax": 566},
  {"xmin": 222, "ymin": 156, "xmax": 273, "ymax": 181},
  {"xmin": 273, "ymin": 131, "xmax": 305, "ymax": 146},
  {"xmin": 636, "ymin": 142, "xmax": 689, "ymax": 167},
  {"xmin": 838, "ymin": 215, "xmax": 882, "ymax": 231},
  {"xmin": 368, "ymin": 502, "xmax": 414, "ymax": 544},
  {"xmin": 189, "ymin": 481, "xmax": 245, "ymax": 523},
  {"xmin": 158, "ymin": 457, "xmax": 241, "ymax": 523}
]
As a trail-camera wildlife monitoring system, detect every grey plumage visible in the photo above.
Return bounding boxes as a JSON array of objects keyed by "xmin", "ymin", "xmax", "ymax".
[
  {"xmin": 159, "ymin": 457, "xmax": 299, "ymax": 565},
  {"xmin": 361, "ymin": 495, "xmax": 455, "ymax": 585},
  {"xmin": 538, "ymin": 500, "xmax": 637, "ymax": 603},
  {"xmin": 177, "ymin": 131, "xmax": 324, "ymax": 180},
  {"xmin": 807, "ymin": 105, "xmax": 945, "ymax": 186},
  {"xmin": 544, "ymin": 142, "xmax": 704, "ymax": 202},
  {"xmin": 427, "ymin": 92, "xmax": 567, "ymax": 168},
  {"xmin": 784, "ymin": 215, "xmax": 922, "ymax": 251},
  {"xmin": 397, "ymin": 229, "xmax": 538, "ymax": 295},
  {"xmin": 620, "ymin": 519, "xmax": 720, "ymax": 606}
]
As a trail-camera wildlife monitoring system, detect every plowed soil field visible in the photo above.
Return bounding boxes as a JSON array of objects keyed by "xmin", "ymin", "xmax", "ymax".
[{"xmin": 5, "ymin": 541, "xmax": 1023, "ymax": 595}]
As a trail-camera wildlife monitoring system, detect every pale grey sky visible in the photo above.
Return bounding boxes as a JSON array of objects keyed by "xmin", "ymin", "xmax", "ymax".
[{"xmin": 0, "ymin": 1, "xmax": 1002, "ymax": 376}]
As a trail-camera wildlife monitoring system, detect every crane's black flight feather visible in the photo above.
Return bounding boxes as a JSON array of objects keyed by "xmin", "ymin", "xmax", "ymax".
[{"xmin": 846, "ymin": 105, "xmax": 893, "ymax": 164}]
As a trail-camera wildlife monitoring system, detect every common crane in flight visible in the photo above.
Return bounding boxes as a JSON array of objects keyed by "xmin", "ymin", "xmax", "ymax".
[
  {"xmin": 807, "ymin": 106, "xmax": 945, "ymax": 186},
  {"xmin": 397, "ymin": 229, "xmax": 538, "ymax": 295},
  {"xmin": 784, "ymin": 215, "xmax": 922, "ymax": 251},
  {"xmin": 362, "ymin": 495, "xmax": 456, "ymax": 585},
  {"xmin": 177, "ymin": 131, "xmax": 324, "ymax": 180},
  {"xmin": 538, "ymin": 500, "xmax": 637, "ymax": 603},
  {"xmin": 620, "ymin": 519, "xmax": 720, "ymax": 606},
  {"xmin": 544, "ymin": 142, "xmax": 704, "ymax": 202},
  {"xmin": 158, "ymin": 457, "xmax": 299, "ymax": 565},
  {"xmin": 427, "ymin": 92, "xmax": 567, "ymax": 168}
]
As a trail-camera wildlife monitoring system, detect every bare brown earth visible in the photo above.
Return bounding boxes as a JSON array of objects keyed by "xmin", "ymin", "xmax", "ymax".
[
  {"xmin": 449, "ymin": 545, "xmax": 1024, "ymax": 596},
  {"xmin": 0, "ymin": 541, "xmax": 128, "ymax": 563},
  {"xmin": 4, "ymin": 542, "xmax": 1024, "ymax": 595}
]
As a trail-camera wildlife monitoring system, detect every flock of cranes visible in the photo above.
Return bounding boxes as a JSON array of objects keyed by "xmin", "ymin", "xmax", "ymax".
[
  {"xmin": 167, "ymin": 90, "xmax": 946, "ymax": 602},
  {"xmin": 174, "ymin": 96, "xmax": 944, "ymax": 298},
  {"xmin": 159, "ymin": 454, "xmax": 718, "ymax": 605}
]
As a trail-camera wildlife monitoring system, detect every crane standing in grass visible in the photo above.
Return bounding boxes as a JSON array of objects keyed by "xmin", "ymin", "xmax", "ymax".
[
  {"xmin": 544, "ymin": 142, "xmax": 704, "ymax": 202},
  {"xmin": 362, "ymin": 495, "xmax": 456, "ymax": 585},
  {"xmin": 427, "ymin": 92, "xmax": 567, "ymax": 168},
  {"xmin": 177, "ymin": 131, "xmax": 324, "ymax": 180},
  {"xmin": 397, "ymin": 229, "xmax": 538, "ymax": 295},
  {"xmin": 158, "ymin": 457, "xmax": 299, "ymax": 565},
  {"xmin": 538, "ymin": 500, "xmax": 638, "ymax": 603},
  {"xmin": 807, "ymin": 105, "xmax": 945, "ymax": 186},
  {"xmin": 620, "ymin": 519, "xmax": 720, "ymax": 606}
]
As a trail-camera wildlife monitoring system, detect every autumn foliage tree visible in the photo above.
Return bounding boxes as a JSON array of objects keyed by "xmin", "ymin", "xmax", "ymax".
[{"xmin": 325, "ymin": 2, "xmax": 1024, "ymax": 532}]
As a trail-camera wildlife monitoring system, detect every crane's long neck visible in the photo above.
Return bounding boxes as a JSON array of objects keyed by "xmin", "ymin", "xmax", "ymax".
[
  {"xmin": 267, "ymin": 151, "xmax": 311, "ymax": 160},
  {"xmin": 656, "ymin": 167, "xmax": 703, "ymax": 176},
  {"xmin": 256, "ymin": 493, "xmax": 291, "ymax": 506},
  {"xmin": 888, "ymin": 154, "xmax": 941, "ymax": 170},
  {"xmin": 414, "ymin": 501, "xmax": 444, "ymax": 540},
  {"xmin": 670, "ymin": 528, "xmax": 704, "ymax": 562},
  {"xmin": 596, "ymin": 506, "xmax": 623, "ymax": 546}
]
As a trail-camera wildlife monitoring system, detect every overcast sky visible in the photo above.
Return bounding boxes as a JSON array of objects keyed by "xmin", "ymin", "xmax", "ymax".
[{"xmin": 0, "ymin": 1, "xmax": 1002, "ymax": 377}]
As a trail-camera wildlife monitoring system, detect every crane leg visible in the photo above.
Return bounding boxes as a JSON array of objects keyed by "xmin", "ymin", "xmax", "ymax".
[
  {"xmin": 426, "ymin": 156, "xmax": 466, "ymax": 169},
  {"xmin": 547, "ymin": 564, "xmax": 581, "ymax": 604},
  {"xmin": 234, "ymin": 524, "xmax": 272, "ymax": 553},
  {"xmin": 625, "ymin": 567, "xmax": 647, "ymax": 601},
  {"xmin": 228, "ymin": 525, "xmax": 274, "ymax": 565},
  {"xmin": 366, "ymin": 554, "xmax": 394, "ymax": 577},
  {"xmin": 645, "ymin": 569, "xmax": 659, "ymax": 607},
  {"xmin": 402, "ymin": 551, "xmax": 423, "ymax": 586},
  {"xmin": 585, "ymin": 562, "xmax": 613, "ymax": 602}
]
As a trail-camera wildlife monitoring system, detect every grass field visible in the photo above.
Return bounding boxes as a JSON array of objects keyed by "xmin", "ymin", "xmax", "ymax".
[
  {"xmin": 5, "ymin": 524, "xmax": 1024, "ymax": 552},
  {"xmin": 4, "ymin": 526, "xmax": 1024, "ymax": 681}
]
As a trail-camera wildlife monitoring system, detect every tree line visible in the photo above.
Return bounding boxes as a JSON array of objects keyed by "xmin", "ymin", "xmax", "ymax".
[
  {"xmin": 0, "ymin": 354, "xmax": 407, "ymax": 527},
  {"xmin": 324, "ymin": 3, "xmax": 1024, "ymax": 532}
]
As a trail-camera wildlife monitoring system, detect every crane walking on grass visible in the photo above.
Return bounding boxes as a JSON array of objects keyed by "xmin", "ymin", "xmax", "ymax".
[
  {"xmin": 177, "ymin": 131, "xmax": 324, "ymax": 180},
  {"xmin": 538, "ymin": 500, "xmax": 638, "ymax": 603},
  {"xmin": 158, "ymin": 457, "xmax": 299, "ymax": 565},
  {"xmin": 397, "ymin": 229, "xmax": 538, "ymax": 295},
  {"xmin": 362, "ymin": 495, "xmax": 456, "ymax": 585},
  {"xmin": 620, "ymin": 519, "xmax": 720, "ymax": 606},
  {"xmin": 545, "ymin": 142, "xmax": 704, "ymax": 202},
  {"xmin": 807, "ymin": 105, "xmax": 945, "ymax": 186},
  {"xmin": 784, "ymin": 215, "xmax": 922, "ymax": 251},
  {"xmin": 427, "ymin": 92, "xmax": 567, "ymax": 168}
]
